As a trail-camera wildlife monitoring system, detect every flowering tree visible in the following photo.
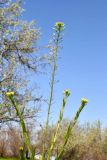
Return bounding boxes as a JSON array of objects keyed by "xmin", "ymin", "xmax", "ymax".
[{"xmin": 0, "ymin": 0, "xmax": 41, "ymax": 124}]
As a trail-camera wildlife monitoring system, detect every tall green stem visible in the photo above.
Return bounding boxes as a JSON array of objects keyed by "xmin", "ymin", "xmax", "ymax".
[
  {"xmin": 42, "ymin": 22, "xmax": 65, "ymax": 160},
  {"xmin": 55, "ymin": 98, "xmax": 88, "ymax": 160},
  {"xmin": 9, "ymin": 95, "xmax": 34, "ymax": 160},
  {"xmin": 42, "ymin": 28, "xmax": 61, "ymax": 160},
  {"xmin": 47, "ymin": 90, "xmax": 70, "ymax": 160},
  {"xmin": 46, "ymin": 28, "xmax": 61, "ymax": 131}
]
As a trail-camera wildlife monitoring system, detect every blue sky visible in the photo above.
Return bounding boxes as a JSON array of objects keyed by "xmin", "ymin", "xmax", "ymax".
[{"xmin": 23, "ymin": 0, "xmax": 107, "ymax": 126}]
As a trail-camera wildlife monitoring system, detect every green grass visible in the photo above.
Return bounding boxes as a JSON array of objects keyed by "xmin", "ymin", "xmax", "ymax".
[{"xmin": 0, "ymin": 158, "xmax": 18, "ymax": 160}]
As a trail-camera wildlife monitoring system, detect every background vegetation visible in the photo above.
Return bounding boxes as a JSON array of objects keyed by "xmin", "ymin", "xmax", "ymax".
[{"xmin": 1, "ymin": 120, "xmax": 107, "ymax": 160}]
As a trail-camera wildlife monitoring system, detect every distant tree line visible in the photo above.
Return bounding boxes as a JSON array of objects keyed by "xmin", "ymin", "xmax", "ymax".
[{"xmin": 1, "ymin": 120, "xmax": 107, "ymax": 160}]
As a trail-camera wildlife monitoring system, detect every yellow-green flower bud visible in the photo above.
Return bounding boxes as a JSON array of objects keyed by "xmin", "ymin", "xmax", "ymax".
[
  {"xmin": 55, "ymin": 22, "xmax": 65, "ymax": 30},
  {"xmin": 19, "ymin": 147, "xmax": 23, "ymax": 151},
  {"xmin": 64, "ymin": 89, "xmax": 71, "ymax": 97},
  {"xmin": 6, "ymin": 91, "xmax": 15, "ymax": 97},
  {"xmin": 81, "ymin": 98, "xmax": 88, "ymax": 105}
]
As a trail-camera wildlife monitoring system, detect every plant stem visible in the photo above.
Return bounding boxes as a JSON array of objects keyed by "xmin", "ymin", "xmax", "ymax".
[
  {"xmin": 46, "ymin": 28, "xmax": 61, "ymax": 131},
  {"xmin": 55, "ymin": 99, "xmax": 88, "ymax": 160},
  {"xmin": 42, "ymin": 22, "xmax": 65, "ymax": 160},
  {"xmin": 47, "ymin": 93, "xmax": 70, "ymax": 160},
  {"xmin": 9, "ymin": 96, "xmax": 34, "ymax": 160},
  {"xmin": 41, "ymin": 28, "xmax": 61, "ymax": 160}
]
